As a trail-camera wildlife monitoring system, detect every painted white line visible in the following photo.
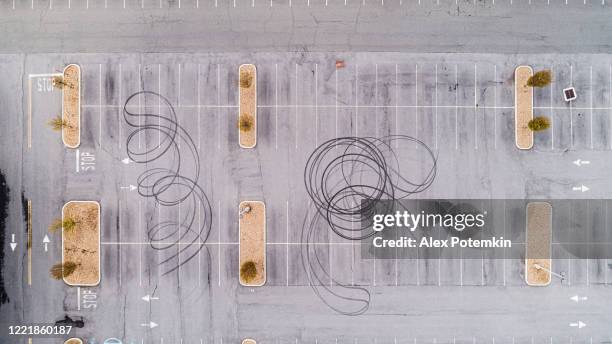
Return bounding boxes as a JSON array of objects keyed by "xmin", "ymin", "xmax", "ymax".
[
  {"xmin": 335, "ymin": 66, "xmax": 338, "ymax": 142},
  {"xmin": 590, "ymin": 65, "xmax": 593, "ymax": 149},
  {"xmin": 295, "ymin": 63, "xmax": 298, "ymax": 150},
  {"xmin": 138, "ymin": 200, "xmax": 142, "ymax": 287},
  {"xmin": 217, "ymin": 64, "xmax": 221, "ymax": 150},
  {"xmin": 218, "ymin": 200, "xmax": 221, "ymax": 286},
  {"xmin": 474, "ymin": 63, "xmax": 478, "ymax": 150},
  {"xmin": 315, "ymin": 63, "xmax": 318, "ymax": 146},
  {"xmin": 275, "ymin": 64, "xmax": 278, "ymax": 150},
  {"xmin": 355, "ymin": 64, "xmax": 359, "ymax": 137},
  {"xmin": 455, "ymin": 64, "xmax": 458, "ymax": 150},
  {"xmin": 119, "ymin": 199, "xmax": 122, "ymax": 286},
  {"xmin": 551, "ymin": 65, "xmax": 554, "ymax": 150},
  {"xmin": 570, "ymin": 64, "xmax": 574, "ymax": 148},
  {"xmin": 99, "ymin": 64, "xmax": 102, "ymax": 149},
  {"xmin": 75, "ymin": 149, "xmax": 80, "ymax": 173},
  {"xmin": 119, "ymin": 64, "xmax": 122, "ymax": 149},
  {"xmin": 415, "ymin": 64, "xmax": 418, "ymax": 143},
  {"xmin": 375, "ymin": 63, "xmax": 378, "ymax": 136},
  {"xmin": 198, "ymin": 64, "xmax": 201, "ymax": 150},
  {"xmin": 286, "ymin": 200, "xmax": 289, "ymax": 286},
  {"xmin": 77, "ymin": 287, "xmax": 81, "ymax": 310},
  {"xmin": 158, "ymin": 64, "xmax": 161, "ymax": 147},
  {"xmin": 198, "ymin": 200, "xmax": 201, "ymax": 286},
  {"xmin": 435, "ymin": 64, "xmax": 438, "ymax": 149},
  {"xmin": 494, "ymin": 64, "xmax": 497, "ymax": 150},
  {"xmin": 395, "ymin": 64, "xmax": 399, "ymax": 145}
]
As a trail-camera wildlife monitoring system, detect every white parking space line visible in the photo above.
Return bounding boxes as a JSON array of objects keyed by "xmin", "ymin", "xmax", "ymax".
[
  {"xmin": 99, "ymin": 64, "xmax": 102, "ymax": 149},
  {"xmin": 494, "ymin": 64, "xmax": 497, "ymax": 150}
]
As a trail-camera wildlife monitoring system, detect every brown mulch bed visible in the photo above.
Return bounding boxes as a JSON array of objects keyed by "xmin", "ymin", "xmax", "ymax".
[
  {"xmin": 63, "ymin": 201, "xmax": 100, "ymax": 286},
  {"xmin": 515, "ymin": 66, "xmax": 533, "ymax": 150},
  {"xmin": 239, "ymin": 201, "xmax": 266, "ymax": 286},
  {"xmin": 239, "ymin": 64, "xmax": 257, "ymax": 148},
  {"xmin": 62, "ymin": 64, "xmax": 81, "ymax": 148},
  {"xmin": 526, "ymin": 202, "xmax": 552, "ymax": 286}
]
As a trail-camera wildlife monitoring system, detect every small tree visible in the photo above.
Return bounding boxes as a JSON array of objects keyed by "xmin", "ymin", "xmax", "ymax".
[
  {"xmin": 50, "ymin": 261, "xmax": 78, "ymax": 280},
  {"xmin": 52, "ymin": 75, "xmax": 71, "ymax": 89},
  {"xmin": 238, "ymin": 113, "xmax": 254, "ymax": 132},
  {"xmin": 240, "ymin": 261, "xmax": 258, "ymax": 283},
  {"xmin": 240, "ymin": 71, "xmax": 253, "ymax": 88},
  {"xmin": 527, "ymin": 70, "xmax": 552, "ymax": 88},
  {"xmin": 528, "ymin": 116, "xmax": 551, "ymax": 132},
  {"xmin": 49, "ymin": 217, "xmax": 77, "ymax": 233},
  {"xmin": 48, "ymin": 115, "xmax": 71, "ymax": 131}
]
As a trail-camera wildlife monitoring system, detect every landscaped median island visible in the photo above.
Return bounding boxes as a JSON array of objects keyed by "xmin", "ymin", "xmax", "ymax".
[
  {"xmin": 239, "ymin": 201, "xmax": 266, "ymax": 286},
  {"xmin": 525, "ymin": 202, "xmax": 552, "ymax": 286},
  {"xmin": 242, "ymin": 339, "xmax": 257, "ymax": 344},
  {"xmin": 238, "ymin": 64, "xmax": 257, "ymax": 148},
  {"xmin": 62, "ymin": 64, "xmax": 81, "ymax": 148},
  {"xmin": 64, "ymin": 338, "xmax": 83, "ymax": 344},
  {"xmin": 60, "ymin": 201, "xmax": 100, "ymax": 286},
  {"xmin": 514, "ymin": 65, "xmax": 534, "ymax": 150}
]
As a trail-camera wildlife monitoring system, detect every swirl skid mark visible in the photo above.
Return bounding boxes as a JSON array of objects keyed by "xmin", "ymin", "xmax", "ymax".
[
  {"xmin": 301, "ymin": 135, "xmax": 437, "ymax": 315},
  {"xmin": 123, "ymin": 91, "xmax": 213, "ymax": 275}
]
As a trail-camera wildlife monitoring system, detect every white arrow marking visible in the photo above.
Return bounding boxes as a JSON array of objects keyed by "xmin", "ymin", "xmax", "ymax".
[
  {"xmin": 120, "ymin": 185, "xmax": 137, "ymax": 191},
  {"xmin": 573, "ymin": 159, "xmax": 591, "ymax": 166},
  {"xmin": 121, "ymin": 158, "xmax": 132, "ymax": 165},
  {"xmin": 570, "ymin": 295, "xmax": 588, "ymax": 302},
  {"xmin": 573, "ymin": 159, "xmax": 591, "ymax": 167},
  {"xmin": 10, "ymin": 234, "xmax": 17, "ymax": 251},
  {"xmin": 572, "ymin": 185, "xmax": 589, "ymax": 192},
  {"xmin": 43, "ymin": 234, "xmax": 50, "ymax": 252},
  {"xmin": 569, "ymin": 321, "xmax": 586, "ymax": 329},
  {"xmin": 141, "ymin": 295, "xmax": 159, "ymax": 302},
  {"xmin": 140, "ymin": 321, "xmax": 158, "ymax": 329}
]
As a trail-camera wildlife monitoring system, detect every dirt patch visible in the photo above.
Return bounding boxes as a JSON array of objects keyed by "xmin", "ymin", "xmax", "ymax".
[
  {"xmin": 515, "ymin": 66, "xmax": 533, "ymax": 149},
  {"xmin": 62, "ymin": 64, "xmax": 81, "ymax": 148},
  {"xmin": 526, "ymin": 202, "xmax": 552, "ymax": 286},
  {"xmin": 63, "ymin": 201, "xmax": 100, "ymax": 286},
  {"xmin": 239, "ymin": 64, "xmax": 257, "ymax": 148},
  {"xmin": 239, "ymin": 201, "xmax": 266, "ymax": 286}
]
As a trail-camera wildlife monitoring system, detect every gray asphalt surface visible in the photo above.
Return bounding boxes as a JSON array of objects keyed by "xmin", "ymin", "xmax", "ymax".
[
  {"xmin": 1, "ymin": 52, "xmax": 612, "ymax": 344},
  {"xmin": 0, "ymin": 1, "xmax": 611, "ymax": 53}
]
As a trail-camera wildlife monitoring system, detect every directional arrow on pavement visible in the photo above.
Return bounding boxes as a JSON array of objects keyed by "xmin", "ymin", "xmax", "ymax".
[
  {"xmin": 569, "ymin": 321, "xmax": 586, "ymax": 329},
  {"xmin": 570, "ymin": 295, "xmax": 588, "ymax": 302},
  {"xmin": 141, "ymin": 295, "xmax": 159, "ymax": 302},
  {"xmin": 140, "ymin": 321, "xmax": 158, "ymax": 329},
  {"xmin": 120, "ymin": 185, "xmax": 137, "ymax": 191},
  {"xmin": 10, "ymin": 234, "xmax": 17, "ymax": 251},
  {"xmin": 43, "ymin": 235, "xmax": 50, "ymax": 252},
  {"xmin": 573, "ymin": 159, "xmax": 591, "ymax": 167},
  {"xmin": 572, "ymin": 185, "xmax": 589, "ymax": 193}
]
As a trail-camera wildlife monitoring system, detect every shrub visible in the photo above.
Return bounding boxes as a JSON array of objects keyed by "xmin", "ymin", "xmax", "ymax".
[
  {"xmin": 49, "ymin": 218, "xmax": 77, "ymax": 233},
  {"xmin": 528, "ymin": 116, "xmax": 551, "ymax": 131},
  {"xmin": 238, "ymin": 113, "xmax": 254, "ymax": 132},
  {"xmin": 48, "ymin": 115, "xmax": 70, "ymax": 131},
  {"xmin": 240, "ymin": 261, "xmax": 258, "ymax": 283},
  {"xmin": 240, "ymin": 71, "xmax": 253, "ymax": 88},
  {"xmin": 527, "ymin": 70, "xmax": 552, "ymax": 87},
  {"xmin": 50, "ymin": 261, "xmax": 78, "ymax": 280},
  {"xmin": 52, "ymin": 75, "xmax": 67, "ymax": 89}
]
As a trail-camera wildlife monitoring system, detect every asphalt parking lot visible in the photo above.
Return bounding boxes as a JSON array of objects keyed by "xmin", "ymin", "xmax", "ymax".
[{"xmin": 2, "ymin": 52, "xmax": 612, "ymax": 343}]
